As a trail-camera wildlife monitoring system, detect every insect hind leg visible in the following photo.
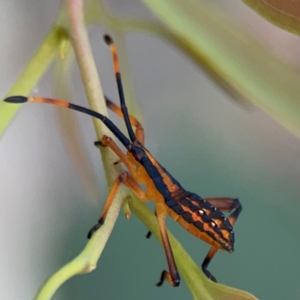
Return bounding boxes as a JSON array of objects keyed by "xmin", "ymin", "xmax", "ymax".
[
  {"xmin": 202, "ymin": 247, "xmax": 218, "ymax": 282},
  {"xmin": 204, "ymin": 197, "xmax": 242, "ymax": 226},
  {"xmin": 201, "ymin": 197, "xmax": 242, "ymax": 282},
  {"xmin": 155, "ymin": 206, "xmax": 180, "ymax": 287}
]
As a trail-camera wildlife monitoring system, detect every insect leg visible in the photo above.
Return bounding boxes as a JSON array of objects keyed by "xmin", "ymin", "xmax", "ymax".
[
  {"xmin": 95, "ymin": 135, "xmax": 151, "ymax": 200},
  {"xmin": 203, "ymin": 197, "xmax": 242, "ymax": 225},
  {"xmin": 105, "ymin": 96, "xmax": 144, "ymax": 145},
  {"xmin": 102, "ymin": 100, "xmax": 150, "ymax": 237},
  {"xmin": 201, "ymin": 197, "xmax": 242, "ymax": 281},
  {"xmin": 94, "ymin": 135, "xmax": 152, "ymax": 221},
  {"xmin": 156, "ymin": 205, "xmax": 180, "ymax": 287},
  {"xmin": 95, "ymin": 135, "xmax": 136, "ymax": 175},
  {"xmin": 202, "ymin": 246, "xmax": 218, "ymax": 281},
  {"xmin": 87, "ymin": 171, "xmax": 146, "ymax": 238}
]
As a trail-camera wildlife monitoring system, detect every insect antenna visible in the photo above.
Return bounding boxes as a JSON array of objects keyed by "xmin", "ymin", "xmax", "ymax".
[
  {"xmin": 4, "ymin": 96, "xmax": 132, "ymax": 149},
  {"xmin": 104, "ymin": 34, "xmax": 136, "ymax": 143}
]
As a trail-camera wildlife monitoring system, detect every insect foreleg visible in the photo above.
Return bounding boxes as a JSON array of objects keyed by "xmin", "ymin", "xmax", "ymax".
[
  {"xmin": 87, "ymin": 172, "xmax": 146, "ymax": 238},
  {"xmin": 95, "ymin": 135, "xmax": 137, "ymax": 175}
]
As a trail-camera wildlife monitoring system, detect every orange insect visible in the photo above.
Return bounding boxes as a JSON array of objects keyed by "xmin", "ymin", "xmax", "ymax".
[{"xmin": 5, "ymin": 35, "xmax": 242, "ymax": 287}]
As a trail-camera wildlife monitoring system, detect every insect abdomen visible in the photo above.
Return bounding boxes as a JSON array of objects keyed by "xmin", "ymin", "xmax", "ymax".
[{"xmin": 165, "ymin": 192, "xmax": 234, "ymax": 252}]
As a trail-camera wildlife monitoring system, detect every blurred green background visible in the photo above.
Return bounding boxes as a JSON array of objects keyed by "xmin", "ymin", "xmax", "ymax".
[{"xmin": 1, "ymin": 1, "xmax": 300, "ymax": 299}]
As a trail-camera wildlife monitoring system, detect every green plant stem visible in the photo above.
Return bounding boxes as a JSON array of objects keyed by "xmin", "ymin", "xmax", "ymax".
[
  {"xmin": 35, "ymin": 184, "xmax": 129, "ymax": 300},
  {"xmin": 35, "ymin": 1, "xmax": 128, "ymax": 298},
  {"xmin": 0, "ymin": 25, "xmax": 68, "ymax": 138},
  {"xmin": 66, "ymin": 0, "xmax": 121, "ymax": 186},
  {"xmin": 66, "ymin": 0, "xmax": 127, "ymax": 264}
]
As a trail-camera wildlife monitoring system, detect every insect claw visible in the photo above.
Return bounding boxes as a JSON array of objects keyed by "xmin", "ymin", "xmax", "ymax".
[
  {"xmin": 203, "ymin": 269, "xmax": 217, "ymax": 282},
  {"xmin": 156, "ymin": 281, "xmax": 163, "ymax": 287},
  {"xmin": 87, "ymin": 218, "xmax": 105, "ymax": 239},
  {"xmin": 156, "ymin": 270, "xmax": 180, "ymax": 287},
  {"xmin": 87, "ymin": 227, "xmax": 96, "ymax": 239},
  {"xmin": 145, "ymin": 231, "xmax": 152, "ymax": 239},
  {"xmin": 156, "ymin": 271, "xmax": 166, "ymax": 287}
]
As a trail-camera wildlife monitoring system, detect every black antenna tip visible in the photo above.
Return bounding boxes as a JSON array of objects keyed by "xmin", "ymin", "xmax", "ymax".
[
  {"xmin": 103, "ymin": 34, "xmax": 113, "ymax": 45},
  {"xmin": 4, "ymin": 96, "xmax": 27, "ymax": 104}
]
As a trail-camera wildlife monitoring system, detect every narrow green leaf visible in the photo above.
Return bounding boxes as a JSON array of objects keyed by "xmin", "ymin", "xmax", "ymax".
[
  {"xmin": 143, "ymin": 0, "xmax": 300, "ymax": 140},
  {"xmin": 243, "ymin": 0, "xmax": 300, "ymax": 35},
  {"xmin": 0, "ymin": 25, "xmax": 68, "ymax": 138}
]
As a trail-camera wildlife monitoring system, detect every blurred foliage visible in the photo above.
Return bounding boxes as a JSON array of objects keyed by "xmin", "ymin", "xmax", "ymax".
[
  {"xmin": 243, "ymin": 0, "xmax": 300, "ymax": 35},
  {"xmin": 143, "ymin": 0, "xmax": 300, "ymax": 141},
  {"xmin": 0, "ymin": 26, "xmax": 68, "ymax": 137}
]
